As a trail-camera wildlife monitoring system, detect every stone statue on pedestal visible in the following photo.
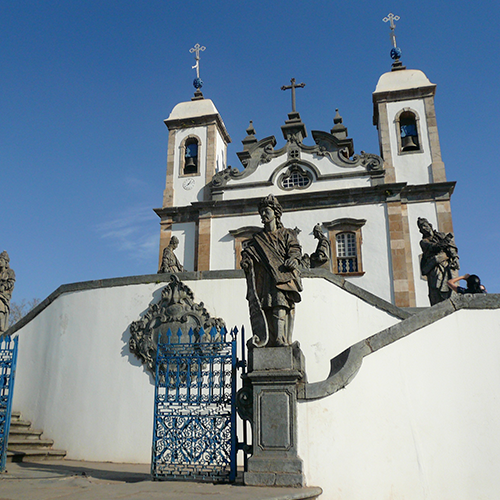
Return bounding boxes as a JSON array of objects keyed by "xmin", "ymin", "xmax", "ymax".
[
  {"xmin": 309, "ymin": 224, "xmax": 331, "ymax": 270},
  {"xmin": 241, "ymin": 195, "xmax": 303, "ymax": 348},
  {"xmin": 158, "ymin": 236, "xmax": 184, "ymax": 274},
  {"xmin": 417, "ymin": 217, "xmax": 459, "ymax": 305},
  {"xmin": 0, "ymin": 251, "xmax": 15, "ymax": 333}
]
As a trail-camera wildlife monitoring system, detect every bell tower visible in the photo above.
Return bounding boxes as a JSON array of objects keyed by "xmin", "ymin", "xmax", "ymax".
[
  {"xmin": 372, "ymin": 14, "xmax": 448, "ymax": 189},
  {"xmin": 158, "ymin": 44, "xmax": 231, "ymax": 271},
  {"xmin": 371, "ymin": 15, "xmax": 455, "ymax": 308}
]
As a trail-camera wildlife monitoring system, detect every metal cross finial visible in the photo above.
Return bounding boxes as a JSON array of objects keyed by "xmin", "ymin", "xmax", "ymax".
[
  {"xmin": 281, "ymin": 78, "xmax": 306, "ymax": 113},
  {"xmin": 383, "ymin": 13, "xmax": 400, "ymax": 48},
  {"xmin": 189, "ymin": 43, "xmax": 206, "ymax": 79}
]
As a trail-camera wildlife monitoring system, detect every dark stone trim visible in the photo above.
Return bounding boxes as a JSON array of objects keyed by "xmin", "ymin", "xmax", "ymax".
[
  {"xmin": 164, "ymin": 114, "xmax": 232, "ymax": 144},
  {"xmin": 402, "ymin": 182, "xmax": 456, "ymax": 202},
  {"xmin": 3, "ymin": 268, "xmax": 408, "ymax": 338},
  {"xmin": 302, "ymin": 268, "xmax": 409, "ymax": 320},
  {"xmin": 2, "ymin": 271, "xmax": 243, "ymax": 338},
  {"xmin": 323, "ymin": 218, "xmax": 366, "ymax": 230},
  {"xmin": 299, "ymin": 293, "xmax": 500, "ymax": 402},
  {"xmin": 372, "ymin": 84, "xmax": 437, "ymax": 126},
  {"xmin": 215, "ymin": 180, "xmax": 274, "ymax": 192},
  {"xmin": 155, "ymin": 182, "xmax": 456, "ymax": 224}
]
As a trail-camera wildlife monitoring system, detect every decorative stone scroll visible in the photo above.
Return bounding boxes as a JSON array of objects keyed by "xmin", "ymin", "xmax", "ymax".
[{"xmin": 128, "ymin": 276, "xmax": 226, "ymax": 376}]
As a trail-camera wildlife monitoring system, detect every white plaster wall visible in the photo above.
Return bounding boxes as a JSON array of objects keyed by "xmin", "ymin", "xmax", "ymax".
[
  {"xmin": 298, "ymin": 309, "xmax": 500, "ymax": 499},
  {"xmin": 294, "ymin": 278, "xmax": 400, "ymax": 383},
  {"xmin": 12, "ymin": 275, "xmax": 399, "ymax": 463},
  {"xmin": 386, "ymin": 99, "xmax": 433, "ymax": 185},
  {"xmin": 222, "ymin": 177, "xmax": 371, "ymax": 201},
  {"xmin": 215, "ymin": 128, "xmax": 226, "ymax": 173},
  {"xmin": 222, "ymin": 151, "xmax": 372, "ymax": 202},
  {"xmin": 172, "ymin": 126, "xmax": 207, "ymax": 207},
  {"xmin": 210, "ymin": 203, "xmax": 393, "ymax": 302},
  {"xmin": 407, "ymin": 202, "xmax": 439, "ymax": 306},
  {"xmin": 171, "ymin": 222, "xmax": 196, "ymax": 271},
  {"xmin": 13, "ymin": 283, "xmax": 163, "ymax": 463}
]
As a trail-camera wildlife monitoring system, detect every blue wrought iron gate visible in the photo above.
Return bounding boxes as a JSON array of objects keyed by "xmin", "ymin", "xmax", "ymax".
[
  {"xmin": 0, "ymin": 335, "xmax": 18, "ymax": 472},
  {"xmin": 152, "ymin": 326, "xmax": 238, "ymax": 482}
]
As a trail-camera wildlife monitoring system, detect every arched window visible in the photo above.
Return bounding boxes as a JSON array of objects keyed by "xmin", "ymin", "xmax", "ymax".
[
  {"xmin": 323, "ymin": 218, "xmax": 365, "ymax": 276},
  {"xmin": 336, "ymin": 232, "xmax": 358, "ymax": 273},
  {"xmin": 183, "ymin": 137, "xmax": 199, "ymax": 175},
  {"xmin": 396, "ymin": 109, "xmax": 421, "ymax": 153}
]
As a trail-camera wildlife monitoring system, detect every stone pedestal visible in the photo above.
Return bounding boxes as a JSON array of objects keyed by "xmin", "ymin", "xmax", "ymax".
[{"xmin": 244, "ymin": 344, "xmax": 305, "ymax": 487}]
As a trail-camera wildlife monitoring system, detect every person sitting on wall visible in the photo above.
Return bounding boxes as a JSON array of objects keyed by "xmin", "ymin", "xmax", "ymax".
[{"xmin": 447, "ymin": 273, "xmax": 487, "ymax": 295}]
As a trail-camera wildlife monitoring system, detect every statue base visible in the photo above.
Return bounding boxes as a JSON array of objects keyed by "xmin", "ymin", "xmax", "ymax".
[{"xmin": 244, "ymin": 344, "xmax": 305, "ymax": 487}]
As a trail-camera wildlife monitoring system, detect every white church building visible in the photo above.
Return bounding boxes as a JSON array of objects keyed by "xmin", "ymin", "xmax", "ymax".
[
  {"xmin": 156, "ymin": 61, "xmax": 454, "ymax": 309},
  {"xmin": 6, "ymin": 42, "xmax": 500, "ymax": 500}
]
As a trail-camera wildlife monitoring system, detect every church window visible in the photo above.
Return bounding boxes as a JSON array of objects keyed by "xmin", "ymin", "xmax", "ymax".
[
  {"xmin": 182, "ymin": 137, "xmax": 199, "ymax": 175},
  {"xmin": 228, "ymin": 226, "xmax": 261, "ymax": 269},
  {"xmin": 279, "ymin": 165, "xmax": 312, "ymax": 190},
  {"xmin": 396, "ymin": 109, "xmax": 421, "ymax": 153},
  {"xmin": 336, "ymin": 232, "xmax": 358, "ymax": 273},
  {"xmin": 324, "ymin": 218, "xmax": 366, "ymax": 276}
]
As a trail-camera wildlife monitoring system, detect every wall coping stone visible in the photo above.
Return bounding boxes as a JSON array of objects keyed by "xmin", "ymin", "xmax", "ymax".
[
  {"xmin": 3, "ymin": 269, "xmax": 408, "ymax": 337},
  {"xmin": 299, "ymin": 293, "xmax": 500, "ymax": 402}
]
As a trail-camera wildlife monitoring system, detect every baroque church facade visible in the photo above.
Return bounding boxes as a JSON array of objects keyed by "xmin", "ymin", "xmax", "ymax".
[{"xmin": 155, "ymin": 59, "xmax": 455, "ymax": 308}]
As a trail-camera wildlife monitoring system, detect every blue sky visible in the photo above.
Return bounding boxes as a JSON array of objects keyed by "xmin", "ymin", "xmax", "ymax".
[{"xmin": 2, "ymin": 1, "xmax": 500, "ymax": 303}]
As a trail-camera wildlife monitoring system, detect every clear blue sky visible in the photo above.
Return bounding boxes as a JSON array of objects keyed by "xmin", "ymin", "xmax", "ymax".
[{"xmin": 2, "ymin": 1, "xmax": 499, "ymax": 303}]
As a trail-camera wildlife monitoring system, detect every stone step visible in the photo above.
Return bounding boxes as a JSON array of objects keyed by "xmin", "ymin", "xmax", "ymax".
[
  {"xmin": 8, "ymin": 427, "xmax": 44, "ymax": 439},
  {"xmin": 6, "ymin": 410, "xmax": 67, "ymax": 463},
  {"xmin": 6, "ymin": 448, "xmax": 67, "ymax": 463},
  {"xmin": 7, "ymin": 437, "xmax": 55, "ymax": 450},
  {"xmin": 9, "ymin": 418, "xmax": 32, "ymax": 429}
]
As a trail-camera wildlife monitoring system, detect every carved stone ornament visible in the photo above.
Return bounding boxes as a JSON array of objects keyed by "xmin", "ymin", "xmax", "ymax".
[
  {"xmin": 129, "ymin": 276, "xmax": 226, "ymax": 376},
  {"xmin": 0, "ymin": 250, "xmax": 15, "ymax": 334}
]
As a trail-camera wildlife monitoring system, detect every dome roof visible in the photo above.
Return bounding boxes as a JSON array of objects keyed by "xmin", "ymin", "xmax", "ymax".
[
  {"xmin": 166, "ymin": 98, "xmax": 220, "ymax": 121},
  {"xmin": 374, "ymin": 69, "xmax": 434, "ymax": 93}
]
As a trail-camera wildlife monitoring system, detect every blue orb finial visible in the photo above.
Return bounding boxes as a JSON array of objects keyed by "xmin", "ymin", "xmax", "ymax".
[
  {"xmin": 390, "ymin": 47, "xmax": 402, "ymax": 60},
  {"xmin": 193, "ymin": 77, "xmax": 203, "ymax": 90}
]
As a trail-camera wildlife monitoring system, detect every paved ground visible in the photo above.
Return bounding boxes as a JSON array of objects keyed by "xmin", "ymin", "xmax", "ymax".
[{"xmin": 0, "ymin": 460, "xmax": 322, "ymax": 500}]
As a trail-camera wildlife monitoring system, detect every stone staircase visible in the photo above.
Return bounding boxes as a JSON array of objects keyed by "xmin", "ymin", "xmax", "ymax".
[{"xmin": 6, "ymin": 411, "xmax": 66, "ymax": 462}]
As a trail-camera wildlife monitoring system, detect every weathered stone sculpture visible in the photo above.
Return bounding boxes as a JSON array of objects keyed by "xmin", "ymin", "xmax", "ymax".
[
  {"xmin": 158, "ymin": 236, "xmax": 184, "ymax": 274},
  {"xmin": 129, "ymin": 276, "xmax": 226, "ymax": 377},
  {"xmin": 0, "ymin": 251, "xmax": 15, "ymax": 333},
  {"xmin": 418, "ymin": 217, "xmax": 459, "ymax": 305},
  {"xmin": 241, "ymin": 195, "xmax": 303, "ymax": 348},
  {"xmin": 309, "ymin": 223, "xmax": 331, "ymax": 270}
]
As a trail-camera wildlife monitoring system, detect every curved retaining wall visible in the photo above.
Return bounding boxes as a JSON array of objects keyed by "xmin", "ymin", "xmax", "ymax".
[{"xmin": 10, "ymin": 271, "xmax": 499, "ymax": 498}]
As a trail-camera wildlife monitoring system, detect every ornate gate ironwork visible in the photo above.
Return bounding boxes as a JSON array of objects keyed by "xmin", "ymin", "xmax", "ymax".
[
  {"xmin": 152, "ymin": 326, "xmax": 238, "ymax": 482},
  {"xmin": 0, "ymin": 335, "xmax": 18, "ymax": 472}
]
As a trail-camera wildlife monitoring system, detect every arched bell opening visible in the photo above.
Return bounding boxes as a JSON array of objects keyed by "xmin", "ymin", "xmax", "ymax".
[{"xmin": 183, "ymin": 137, "xmax": 199, "ymax": 175}]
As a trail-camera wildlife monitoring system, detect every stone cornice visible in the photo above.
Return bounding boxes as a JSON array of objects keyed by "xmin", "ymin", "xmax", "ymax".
[
  {"xmin": 154, "ymin": 182, "xmax": 456, "ymax": 222},
  {"xmin": 372, "ymin": 84, "xmax": 437, "ymax": 126},
  {"xmin": 164, "ymin": 114, "xmax": 232, "ymax": 144}
]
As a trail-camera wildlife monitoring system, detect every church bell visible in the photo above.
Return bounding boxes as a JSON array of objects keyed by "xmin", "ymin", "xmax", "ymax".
[
  {"xmin": 401, "ymin": 135, "xmax": 419, "ymax": 151},
  {"xmin": 185, "ymin": 156, "xmax": 197, "ymax": 170}
]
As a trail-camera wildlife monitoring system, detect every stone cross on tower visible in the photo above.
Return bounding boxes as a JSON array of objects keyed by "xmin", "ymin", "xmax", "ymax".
[
  {"xmin": 383, "ymin": 12, "xmax": 400, "ymax": 49},
  {"xmin": 190, "ymin": 43, "xmax": 206, "ymax": 79},
  {"xmin": 281, "ymin": 78, "xmax": 306, "ymax": 113},
  {"xmin": 383, "ymin": 13, "xmax": 404, "ymax": 68}
]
